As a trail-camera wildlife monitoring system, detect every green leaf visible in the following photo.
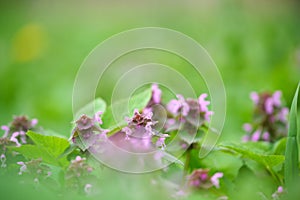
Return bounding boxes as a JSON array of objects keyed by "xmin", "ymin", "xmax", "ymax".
[
  {"xmin": 198, "ymin": 150, "xmax": 244, "ymax": 180},
  {"xmin": 219, "ymin": 142, "xmax": 284, "ymax": 168},
  {"xmin": 285, "ymin": 83, "xmax": 300, "ymax": 189},
  {"xmin": 101, "ymin": 87, "xmax": 152, "ymax": 130},
  {"xmin": 74, "ymin": 98, "xmax": 106, "ymax": 119},
  {"xmin": 10, "ymin": 131, "xmax": 70, "ymax": 167}
]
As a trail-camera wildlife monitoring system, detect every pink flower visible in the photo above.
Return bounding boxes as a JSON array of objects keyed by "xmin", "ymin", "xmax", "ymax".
[
  {"xmin": 210, "ymin": 172, "xmax": 223, "ymax": 188},
  {"xmin": 250, "ymin": 92, "xmax": 259, "ymax": 104},
  {"xmin": 265, "ymin": 98, "xmax": 274, "ymax": 114},
  {"xmin": 1, "ymin": 125, "xmax": 9, "ymax": 138},
  {"xmin": 94, "ymin": 111, "xmax": 103, "ymax": 125},
  {"xmin": 251, "ymin": 130, "xmax": 261, "ymax": 142},
  {"xmin": 262, "ymin": 132, "xmax": 270, "ymax": 141},
  {"xmin": 31, "ymin": 118, "xmax": 38, "ymax": 127},
  {"xmin": 167, "ymin": 99, "xmax": 181, "ymax": 115},
  {"xmin": 278, "ymin": 108, "xmax": 289, "ymax": 122},
  {"xmin": 167, "ymin": 95, "xmax": 190, "ymax": 116},
  {"xmin": 272, "ymin": 91, "xmax": 282, "ymax": 107},
  {"xmin": 243, "ymin": 123, "xmax": 252, "ymax": 132},
  {"xmin": 10, "ymin": 132, "xmax": 21, "ymax": 147},
  {"xmin": 277, "ymin": 186, "xmax": 283, "ymax": 193},
  {"xmin": 198, "ymin": 93, "xmax": 210, "ymax": 112},
  {"xmin": 242, "ymin": 135, "xmax": 250, "ymax": 142},
  {"xmin": 152, "ymin": 83, "xmax": 162, "ymax": 104}
]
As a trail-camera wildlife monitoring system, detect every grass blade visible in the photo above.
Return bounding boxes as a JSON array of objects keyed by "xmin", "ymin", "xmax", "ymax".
[{"xmin": 284, "ymin": 83, "xmax": 300, "ymax": 189}]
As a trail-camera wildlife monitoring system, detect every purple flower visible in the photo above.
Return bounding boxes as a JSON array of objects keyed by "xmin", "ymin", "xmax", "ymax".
[
  {"xmin": 277, "ymin": 186, "xmax": 283, "ymax": 193},
  {"xmin": 250, "ymin": 92, "xmax": 259, "ymax": 104},
  {"xmin": 251, "ymin": 130, "xmax": 261, "ymax": 142},
  {"xmin": 272, "ymin": 186, "xmax": 284, "ymax": 199},
  {"xmin": 265, "ymin": 98, "xmax": 274, "ymax": 114},
  {"xmin": 167, "ymin": 99, "xmax": 181, "ymax": 115},
  {"xmin": 278, "ymin": 108, "xmax": 289, "ymax": 122},
  {"xmin": 243, "ymin": 123, "xmax": 252, "ymax": 132},
  {"xmin": 1, "ymin": 125, "xmax": 9, "ymax": 138},
  {"xmin": 262, "ymin": 131, "xmax": 270, "ymax": 141},
  {"xmin": 242, "ymin": 135, "xmax": 250, "ymax": 142},
  {"xmin": 152, "ymin": 83, "xmax": 162, "ymax": 104},
  {"xmin": 156, "ymin": 136, "xmax": 167, "ymax": 150},
  {"xmin": 272, "ymin": 91, "xmax": 282, "ymax": 107},
  {"xmin": 31, "ymin": 119, "xmax": 38, "ymax": 127},
  {"xmin": 167, "ymin": 95, "xmax": 190, "ymax": 116},
  {"xmin": 211, "ymin": 172, "xmax": 223, "ymax": 188},
  {"xmin": 10, "ymin": 132, "xmax": 21, "ymax": 147},
  {"xmin": 198, "ymin": 93, "xmax": 210, "ymax": 112},
  {"xmin": 94, "ymin": 111, "xmax": 103, "ymax": 125}
]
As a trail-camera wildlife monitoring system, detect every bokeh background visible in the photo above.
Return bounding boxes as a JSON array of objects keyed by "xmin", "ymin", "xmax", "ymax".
[{"xmin": 0, "ymin": 0, "xmax": 299, "ymax": 142}]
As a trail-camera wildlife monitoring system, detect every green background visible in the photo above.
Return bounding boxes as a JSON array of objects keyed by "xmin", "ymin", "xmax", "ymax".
[{"xmin": 0, "ymin": 0, "xmax": 299, "ymax": 144}]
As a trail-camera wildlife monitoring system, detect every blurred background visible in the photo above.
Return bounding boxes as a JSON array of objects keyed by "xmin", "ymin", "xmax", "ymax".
[{"xmin": 0, "ymin": 0, "xmax": 299, "ymax": 141}]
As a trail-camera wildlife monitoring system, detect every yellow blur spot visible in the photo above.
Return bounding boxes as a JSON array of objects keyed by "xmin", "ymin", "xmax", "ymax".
[{"xmin": 12, "ymin": 24, "xmax": 47, "ymax": 62}]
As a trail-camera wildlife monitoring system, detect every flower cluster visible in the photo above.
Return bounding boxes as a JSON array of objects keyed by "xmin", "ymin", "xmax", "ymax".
[
  {"xmin": 164, "ymin": 93, "xmax": 213, "ymax": 146},
  {"xmin": 1, "ymin": 115, "xmax": 38, "ymax": 147},
  {"xmin": 16, "ymin": 158, "xmax": 51, "ymax": 183},
  {"xmin": 1, "ymin": 116, "xmax": 39, "ymax": 168},
  {"xmin": 121, "ymin": 109, "xmax": 168, "ymax": 150},
  {"xmin": 65, "ymin": 156, "xmax": 94, "ymax": 194},
  {"xmin": 187, "ymin": 169, "xmax": 223, "ymax": 189},
  {"xmin": 70, "ymin": 112, "xmax": 109, "ymax": 151},
  {"xmin": 242, "ymin": 91, "xmax": 289, "ymax": 142}
]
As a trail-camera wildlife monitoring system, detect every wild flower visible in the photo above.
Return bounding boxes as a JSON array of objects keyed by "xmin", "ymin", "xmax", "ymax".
[
  {"xmin": 164, "ymin": 93, "xmax": 213, "ymax": 146},
  {"xmin": 187, "ymin": 169, "xmax": 223, "ymax": 189},
  {"xmin": 65, "ymin": 156, "xmax": 94, "ymax": 193},
  {"xmin": 271, "ymin": 186, "xmax": 284, "ymax": 199},
  {"xmin": 242, "ymin": 91, "xmax": 288, "ymax": 142},
  {"xmin": 16, "ymin": 159, "xmax": 51, "ymax": 183},
  {"xmin": 1, "ymin": 115, "xmax": 39, "ymax": 147},
  {"xmin": 70, "ymin": 113, "xmax": 108, "ymax": 151}
]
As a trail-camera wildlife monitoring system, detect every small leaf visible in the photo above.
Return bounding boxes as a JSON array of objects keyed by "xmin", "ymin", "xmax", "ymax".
[
  {"xmin": 74, "ymin": 98, "xmax": 106, "ymax": 119},
  {"xmin": 101, "ymin": 87, "xmax": 152, "ymax": 130}
]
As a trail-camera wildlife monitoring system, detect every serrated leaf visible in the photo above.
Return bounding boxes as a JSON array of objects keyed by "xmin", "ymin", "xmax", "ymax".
[
  {"xmin": 285, "ymin": 83, "xmax": 300, "ymax": 189},
  {"xmin": 219, "ymin": 142, "xmax": 284, "ymax": 168},
  {"xmin": 101, "ymin": 87, "xmax": 152, "ymax": 130},
  {"xmin": 10, "ymin": 131, "xmax": 70, "ymax": 167},
  {"xmin": 74, "ymin": 98, "xmax": 106, "ymax": 119}
]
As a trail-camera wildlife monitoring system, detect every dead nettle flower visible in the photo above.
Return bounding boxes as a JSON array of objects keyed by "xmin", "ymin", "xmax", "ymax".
[
  {"xmin": 272, "ymin": 186, "xmax": 284, "ymax": 200},
  {"xmin": 16, "ymin": 159, "xmax": 51, "ymax": 182},
  {"xmin": 164, "ymin": 94, "xmax": 213, "ymax": 145},
  {"xmin": 70, "ymin": 112, "xmax": 109, "ymax": 151},
  {"xmin": 167, "ymin": 94, "xmax": 213, "ymax": 122},
  {"xmin": 66, "ymin": 156, "xmax": 93, "ymax": 178},
  {"xmin": 120, "ymin": 109, "xmax": 168, "ymax": 150},
  {"xmin": 65, "ymin": 156, "xmax": 94, "ymax": 192},
  {"xmin": 242, "ymin": 91, "xmax": 289, "ymax": 142},
  {"xmin": 188, "ymin": 169, "xmax": 223, "ymax": 190},
  {"xmin": 143, "ymin": 84, "xmax": 163, "ymax": 115},
  {"xmin": 1, "ymin": 115, "xmax": 38, "ymax": 147}
]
